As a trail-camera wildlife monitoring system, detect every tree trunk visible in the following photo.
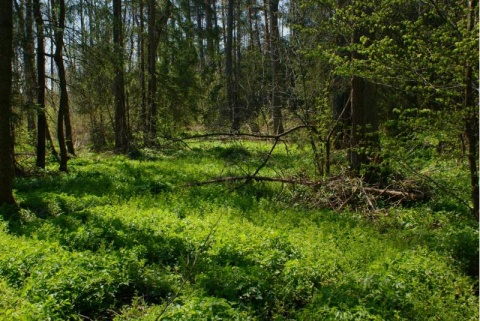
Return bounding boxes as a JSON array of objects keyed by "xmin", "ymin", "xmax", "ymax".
[
  {"xmin": 0, "ymin": 0, "xmax": 15, "ymax": 205},
  {"xmin": 262, "ymin": 0, "xmax": 270, "ymax": 53},
  {"xmin": 225, "ymin": 0, "xmax": 238, "ymax": 130},
  {"xmin": 464, "ymin": 0, "xmax": 479, "ymax": 218},
  {"xmin": 205, "ymin": 0, "xmax": 214, "ymax": 67},
  {"xmin": 269, "ymin": 0, "xmax": 284, "ymax": 134},
  {"xmin": 196, "ymin": 0, "xmax": 205, "ymax": 68},
  {"xmin": 52, "ymin": 0, "xmax": 69, "ymax": 171},
  {"xmin": 139, "ymin": 0, "xmax": 147, "ymax": 142},
  {"xmin": 348, "ymin": 17, "xmax": 380, "ymax": 178},
  {"xmin": 33, "ymin": 0, "xmax": 46, "ymax": 169},
  {"xmin": 145, "ymin": 0, "xmax": 158, "ymax": 146},
  {"xmin": 144, "ymin": 0, "xmax": 171, "ymax": 146},
  {"xmin": 113, "ymin": 0, "xmax": 129, "ymax": 152},
  {"xmin": 17, "ymin": 0, "xmax": 37, "ymax": 134},
  {"xmin": 349, "ymin": 75, "xmax": 379, "ymax": 176},
  {"xmin": 64, "ymin": 102, "xmax": 75, "ymax": 155}
]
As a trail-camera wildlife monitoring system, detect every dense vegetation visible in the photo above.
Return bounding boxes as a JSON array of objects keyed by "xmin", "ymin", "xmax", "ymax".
[
  {"xmin": 0, "ymin": 0, "xmax": 478, "ymax": 319},
  {"xmin": 0, "ymin": 140, "xmax": 478, "ymax": 320}
]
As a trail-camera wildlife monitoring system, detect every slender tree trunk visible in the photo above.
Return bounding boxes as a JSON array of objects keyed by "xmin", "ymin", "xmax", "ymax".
[
  {"xmin": 139, "ymin": 0, "xmax": 147, "ymax": 141},
  {"xmin": 205, "ymin": 0, "xmax": 214, "ymax": 66},
  {"xmin": 263, "ymin": 0, "xmax": 270, "ymax": 52},
  {"xmin": 113, "ymin": 0, "xmax": 129, "ymax": 152},
  {"xmin": 269, "ymin": 0, "xmax": 283, "ymax": 134},
  {"xmin": 79, "ymin": 0, "xmax": 86, "ymax": 45},
  {"xmin": 0, "ymin": 0, "xmax": 15, "ymax": 205},
  {"xmin": 145, "ymin": 0, "xmax": 157, "ymax": 146},
  {"xmin": 45, "ymin": 120, "xmax": 59, "ymax": 162},
  {"xmin": 64, "ymin": 102, "xmax": 75, "ymax": 155},
  {"xmin": 145, "ymin": 0, "xmax": 170, "ymax": 145},
  {"xmin": 247, "ymin": 0, "xmax": 254, "ymax": 50},
  {"xmin": 231, "ymin": 0, "xmax": 242, "ymax": 130},
  {"xmin": 52, "ymin": 0, "xmax": 69, "ymax": 171},
  {"xmin": 213, "ymin": 0, "xmax": 221, "ymax": 67},
  {"xmin": 254, "ymin": 6, "xmax": 262, "ymax": 52},
  {"xmin": 33, "ymin": 0, "xmax": 46, "ymax": 169},
  {"xmin": 196, "ymin": 1, "xmax": 205, "ymax": 68},
  {"xmin": 225, "ymin": 0, "xmax": 237, "ymax": 130},
  {"xmin": 349, "ymin": 75, "xmax": 365, "ymax": 172},
  {"xmin": 23, "ymin": 0, "xmax": 37, "ymax": 133},
  {"xmin": 464, "ymin": 0, "xmax": 479, "ymax": 218}
]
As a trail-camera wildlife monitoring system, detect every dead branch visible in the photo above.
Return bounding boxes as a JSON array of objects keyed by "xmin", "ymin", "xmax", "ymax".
[
  {"xmin": 185, "ymin": 175, "xmax": 316, "ymax": 187},
  {"xmin": 363, "ymin": 187, "xmax": 424, "ymax": 201},
  {"xmin": 177, "ymin": 125, "xmax": 316, "ymax": 141}
]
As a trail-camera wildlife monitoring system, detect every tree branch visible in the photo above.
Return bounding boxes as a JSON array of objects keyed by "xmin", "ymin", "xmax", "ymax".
[{"xmin": 177, "ymin": 125, "xmax": 316, "ymax": 141}]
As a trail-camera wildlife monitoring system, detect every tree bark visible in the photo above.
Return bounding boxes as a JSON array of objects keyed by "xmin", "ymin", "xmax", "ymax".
[
  {"xmin": 33, "ymin": 0, "xmax": 46, "ymax": 169},
  {"xmin": 464, "ymin": 0, "xmax": 479, "ymax": 218},
  {"xmin": 16, "ymin": 0, "xmax": 37, "ymax": 134},
  {"xmin": 113, "ymin": 0, "xmax": 129, "ymax": 152},
  {"xmin": 139, "ymin": 0, "xmax": 147, "ymax": 143},
  {"xmin": 144, "ymin": 0, "xmax": 171, "ymax": 146},
  {"xmin": 145, "ymin": 0, "xmax": 158, "ymax": 146},
  {"xmin": 348, "ymin": 17, "xmax": 380, "ymax": 177},
  {"xmin": 0, "ymin": 0, "xmax": 15, "ymax": 205},
  {"xmin": 64, "ymin": 102, "xmax": 75, "ymax": 155},
  {"xmin": 205, "ymin": 0, "xmax": 214, "ymax": 66},
  {"xmin": 52, "ymin": 0, "xmax": 69, "ymax": 171},
  {"xmin": 196, "ymin": 0, "xmax": 205, "ymax": 68},
  {"xmin": 349, "ymin": 75, "xmax": 379, "ymax": 175},
  {"xmin": 225, "ymin": 0, "xmax": 238, "ymax": 130},
  {"xmin": 269, "ymin": 0, "xmax": 284, "ymax": 134}
]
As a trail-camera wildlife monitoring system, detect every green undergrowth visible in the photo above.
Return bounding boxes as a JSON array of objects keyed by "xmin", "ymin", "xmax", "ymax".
[{"xmin": 0, "ymin": 141, "xmax": 478, "ymax": 320}]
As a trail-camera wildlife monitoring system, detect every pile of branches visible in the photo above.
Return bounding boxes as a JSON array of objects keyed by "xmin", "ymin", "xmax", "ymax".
[
  {"xmin": 307, "ymin": 175, "xmax": 430, "ymax": 212},
  {"xmin": 188, "ymin": 173, "xmax": 430, "ymax": 212}
]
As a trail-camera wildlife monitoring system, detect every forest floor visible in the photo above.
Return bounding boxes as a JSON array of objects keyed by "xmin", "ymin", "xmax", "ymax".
[{"xmin": 0, "ymin": 139, "xmax": 478, "ymax": 320}]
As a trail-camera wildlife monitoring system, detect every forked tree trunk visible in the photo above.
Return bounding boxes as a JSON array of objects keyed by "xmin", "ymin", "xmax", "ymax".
[{"xmin": 52, "ymin": 0, "xmax": 69, "ymax": 171}]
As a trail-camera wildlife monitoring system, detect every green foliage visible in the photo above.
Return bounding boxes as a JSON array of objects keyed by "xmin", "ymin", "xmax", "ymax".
[
  {"xmin": 1, "ymin": 142, "xmax": 478, "ymax": 319},
  {"xmin": 299, "ymin": 249, "xmax": 478, "ymax": 320}
]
